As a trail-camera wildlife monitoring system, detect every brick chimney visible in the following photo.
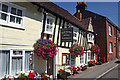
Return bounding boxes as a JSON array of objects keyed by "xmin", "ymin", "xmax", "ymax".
[{"xmin": 75, "ymin": 1, "xmax": 87, "ymax": 20}]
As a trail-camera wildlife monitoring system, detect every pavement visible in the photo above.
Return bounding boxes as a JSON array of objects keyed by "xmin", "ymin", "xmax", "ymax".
[{"xmin": 67, "ymin": 58, "xmax": 120, "ymax": 80}]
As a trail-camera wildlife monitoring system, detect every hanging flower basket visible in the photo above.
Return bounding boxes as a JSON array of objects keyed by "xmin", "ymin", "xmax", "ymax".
[
  {"xmin": 69, "ymin": 44, "xmax": 84, "ymax": 56},
  {"xmin": 33, "ymin": 38, "xmax": 58, "ymax": 60},
  {"xmin": 91, "ymin": 44, "xmax": 100, "ymax": 55}
]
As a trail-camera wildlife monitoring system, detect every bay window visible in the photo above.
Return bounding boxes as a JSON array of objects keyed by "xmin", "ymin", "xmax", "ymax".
[
  {"xmin": 0, "ymin": 2, "xmax": 25, "ymax": 29},
  {"xmin": 0, "ymin": 50, "xmax": 33, "ymax": 77}
]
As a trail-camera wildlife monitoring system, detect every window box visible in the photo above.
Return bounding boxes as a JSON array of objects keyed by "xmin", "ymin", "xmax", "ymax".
[{"xmin": 0, "ymin": 2, "xmax": 25, "ymax": 29}]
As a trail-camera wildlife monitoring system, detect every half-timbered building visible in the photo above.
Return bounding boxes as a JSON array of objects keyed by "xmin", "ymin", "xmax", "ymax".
[{"xmin": 0, "ymin": 2, "xmax": 95, "ymax": 78}]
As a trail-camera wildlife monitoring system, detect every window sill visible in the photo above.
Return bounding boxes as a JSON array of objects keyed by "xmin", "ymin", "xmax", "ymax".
[
  {"xmin": 88, "ymin": 40, "xmax": 93, "ymax": 43},
  {"xmin": 73, "ymin": 37, "xmax": 78, "ymax": 40},
  {"xmin": 109, "ymin": 52, "xmax": 113, "ymax": 54},
  {"xmin": 0, "ymin": 21, "xmax": 25, "ymax": 30},
  {"xmin": 109, "ymin": 35, "xmax": 112, "ymax": 37},
  {"xmin": 44, "ymin": 31, "xmax": 53, "ymax": 35}
]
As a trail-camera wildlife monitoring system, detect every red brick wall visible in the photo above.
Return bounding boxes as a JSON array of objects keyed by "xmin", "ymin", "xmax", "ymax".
[
  {"xmin": 106, "ymin": 21, "xmax": 119, "ymax": 61},
  {"xmin": 74, "ymin": 10, "xmax": 119, "ymax": 62}
]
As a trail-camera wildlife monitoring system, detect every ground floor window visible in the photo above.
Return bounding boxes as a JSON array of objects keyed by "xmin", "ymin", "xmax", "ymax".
[
  {"xmin": 91, "ymin": 53, "xmax": 94, "ymax": 60},
  {"xmin": 71, "ymin": 55, "xmax": 76, "ymax": 66},
  {"xmin": 0, "ymin": 49, "xmax": 33, "ymax": 77},
  {"xmin": 62, "ymin": 53, "xmax": 76, "ymax": 66},
  {"xmin": 88, "ymin": 52, "xmax": 91, "ymax": 61},
  {"xmin": 80, "ymin": 54, "xmax": 84, "ymax": 64},
  {"xmin": 0, "ymin": 51, "xmax": 10, "ymax": 77}
]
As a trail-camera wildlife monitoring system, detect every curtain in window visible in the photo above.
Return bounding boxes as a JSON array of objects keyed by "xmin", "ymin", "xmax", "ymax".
[
  {"xmin": 0, "ymin": 51, "xmax": 10, "ymax": 77},
  {"xmin": 25, "ymin": 51, "xmax": 32, "ymax": 71},
  {"xmin": 12, "ymin": 57, "xmax": 22, "ymax": 75}
]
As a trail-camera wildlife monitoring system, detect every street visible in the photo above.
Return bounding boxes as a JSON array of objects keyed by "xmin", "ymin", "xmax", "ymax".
[{"xmin": 68, "ymin": 58, "xmax": 120, "ymax": 80}]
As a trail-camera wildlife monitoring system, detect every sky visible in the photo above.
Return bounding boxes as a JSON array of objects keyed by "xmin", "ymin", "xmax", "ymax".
[{"xmin": 54, "ymin": 2, "xmax": 119, "ymax": 27}]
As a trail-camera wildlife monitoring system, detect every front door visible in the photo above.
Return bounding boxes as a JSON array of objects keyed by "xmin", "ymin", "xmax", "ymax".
[{"xmin": 47, "ymin": 58, "xmax": 54, "ymax": 75}]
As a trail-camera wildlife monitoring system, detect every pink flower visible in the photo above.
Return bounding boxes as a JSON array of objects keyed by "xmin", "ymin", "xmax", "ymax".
[{"xmin": 49, "ymin": 40, "xmax": 52, "ymax": 43}]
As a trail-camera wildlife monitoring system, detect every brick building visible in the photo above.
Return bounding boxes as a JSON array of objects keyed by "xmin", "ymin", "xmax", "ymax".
[{"xmin": 74, "ymin": 2, "xmax": 120, "ymax": 62}]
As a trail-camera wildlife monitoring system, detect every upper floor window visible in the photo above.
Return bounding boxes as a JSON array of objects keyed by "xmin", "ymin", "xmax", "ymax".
[
  {"xmin": 0, "ymin": 2, "xmax": 25, "ymax": 29},
  {"xmin": 44, "ymin": 16, "xmax": 55, "ymax": 34},
  {"xmin": 109, "ymin": 42, "xmax": 112, "ymax": 54},
  {"xmin": 88, "ymin": 33, "xmax": 93, "ymax": 42},
  {"xmin": 109, "ymin": 25, "xmax": 112, "ymax": 36},
  {"xmin": 73, "ymin": 28, "xmax": 78, "ymax": 40}
]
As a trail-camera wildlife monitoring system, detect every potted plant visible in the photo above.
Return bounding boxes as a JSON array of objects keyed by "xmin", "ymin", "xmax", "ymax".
[
  {"xmin": 88, "ymin": 61, "xmax": 95, "ymax": 67},
  {"xmin": 33, "ymin": 38, "xmax": 58, "ymax": 60},
  {"xmin": 57, "ymin": 69, "xmax": 70, "ymax": 79},
  {"xmin": 41, "ymin": 73, "xmax": 50, "ymax": 80},
  {"xmin": 69, "ymin": 44, "xmax": 84, "ymax": 57},
  {"xmin": 91, "ymin": 44, "xmax": 100, "ymax": 55}
]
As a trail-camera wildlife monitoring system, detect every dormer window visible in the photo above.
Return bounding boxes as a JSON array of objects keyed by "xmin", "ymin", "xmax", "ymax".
[
  {"xmin": 88, "ymin": 33, "xmax": 93, "ymax": 42},
  {"xmin": 44, "ymin": 16, "xmax": 55, "ymax": 34}
]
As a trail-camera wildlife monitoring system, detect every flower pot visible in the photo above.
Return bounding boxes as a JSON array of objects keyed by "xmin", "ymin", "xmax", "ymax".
[{"xmin": 61, "ymin": 75, "xmax": 67, "ymax": 80}]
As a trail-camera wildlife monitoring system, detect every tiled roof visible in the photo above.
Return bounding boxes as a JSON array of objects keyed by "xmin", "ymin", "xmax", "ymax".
[
  {"xmin": 75, "ymin": 10, "xmax": 120, "ymax": 31},
  {"xmin": 79, "ymin": 18, "xmax": 90, "ymax": 29},
  {"xmin": 32, "ymin": 2, "xmax": 90, "ymax": 31}
]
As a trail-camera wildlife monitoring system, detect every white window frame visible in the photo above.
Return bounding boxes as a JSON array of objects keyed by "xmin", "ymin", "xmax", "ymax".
[
  {"xmin": 87, "ymin": 51, "xmax": 91, "ymax": 61},
  {"xmin": 88, "ymin": 33, "xmax": 93, "ymax": 43},
  {"xmin": 0, "ymin": 2, "xmax": 26, "ymax": 29},
  {"xmin": 80, "ymin": 54, "xmax": 85, "ymax": 65},
  {"xmin": 109, "ymin": 25, "xmax": 112, "ymax": 36},
  {"xmin": 0, "ymin": 49, "xmax": 33, "ymax": 78},
  {"xmin": 73, "ymin": 27, "xmax": 78, "ymax": 40},
  {"xmin": 44, "ymin": 16, "xmax": 55, "ymax": 35},
  {"xmin": 109, "ymin": 42, "xmax": 113, "ymax": 54}
]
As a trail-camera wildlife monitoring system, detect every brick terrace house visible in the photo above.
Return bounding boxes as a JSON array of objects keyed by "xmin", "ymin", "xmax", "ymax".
[{"xmin": 74, "ymin": 2, "xmax": 120, "ymax": 62}]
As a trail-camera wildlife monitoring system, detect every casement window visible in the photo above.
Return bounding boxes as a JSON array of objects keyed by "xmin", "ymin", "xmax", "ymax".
[
  {"xmin": 109, "ymin": 25, "xmax": 112, "ymax": 36},
  {"xmin": 44, "ymin": 16, "xmax": 55, "ymax": 34},
  {"xmin": 88, "ymin": 33, "xmax": 93, "ymax": 42},
  {"xmin": 0, "ymin": 51, "xmax": 10, "ymax": 78},
  {"xmin": 0, "ymin": 50, "xmax": 33, "ymax": 77},
  {"xmin": 67, "ymin": 54, "xmax": 76, "ymax": 66},
  {"xmin": 73, "ymin": 28, "xmax": 78, "ymax": 40},
  {"xmin": 0, "ymin": 2, "xmax": 25, "ymax": 29},
  {"xmin": 87, "ymin": 52, "xmax": 91, "ymax": 61},
  {"xmin": 71, "ymin": 55, "xmax": 76, "ymax": 66},
  {"xmin": 109, "ymin": 42, "xmax": 112, "ymax": 54},
  {"xmin": 80, "ymin": 54, "xmax": 84, "ymax": 64},
  {"xmin": 91, "ymin": 53, "xmax": 94, "ymax": 60}
]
